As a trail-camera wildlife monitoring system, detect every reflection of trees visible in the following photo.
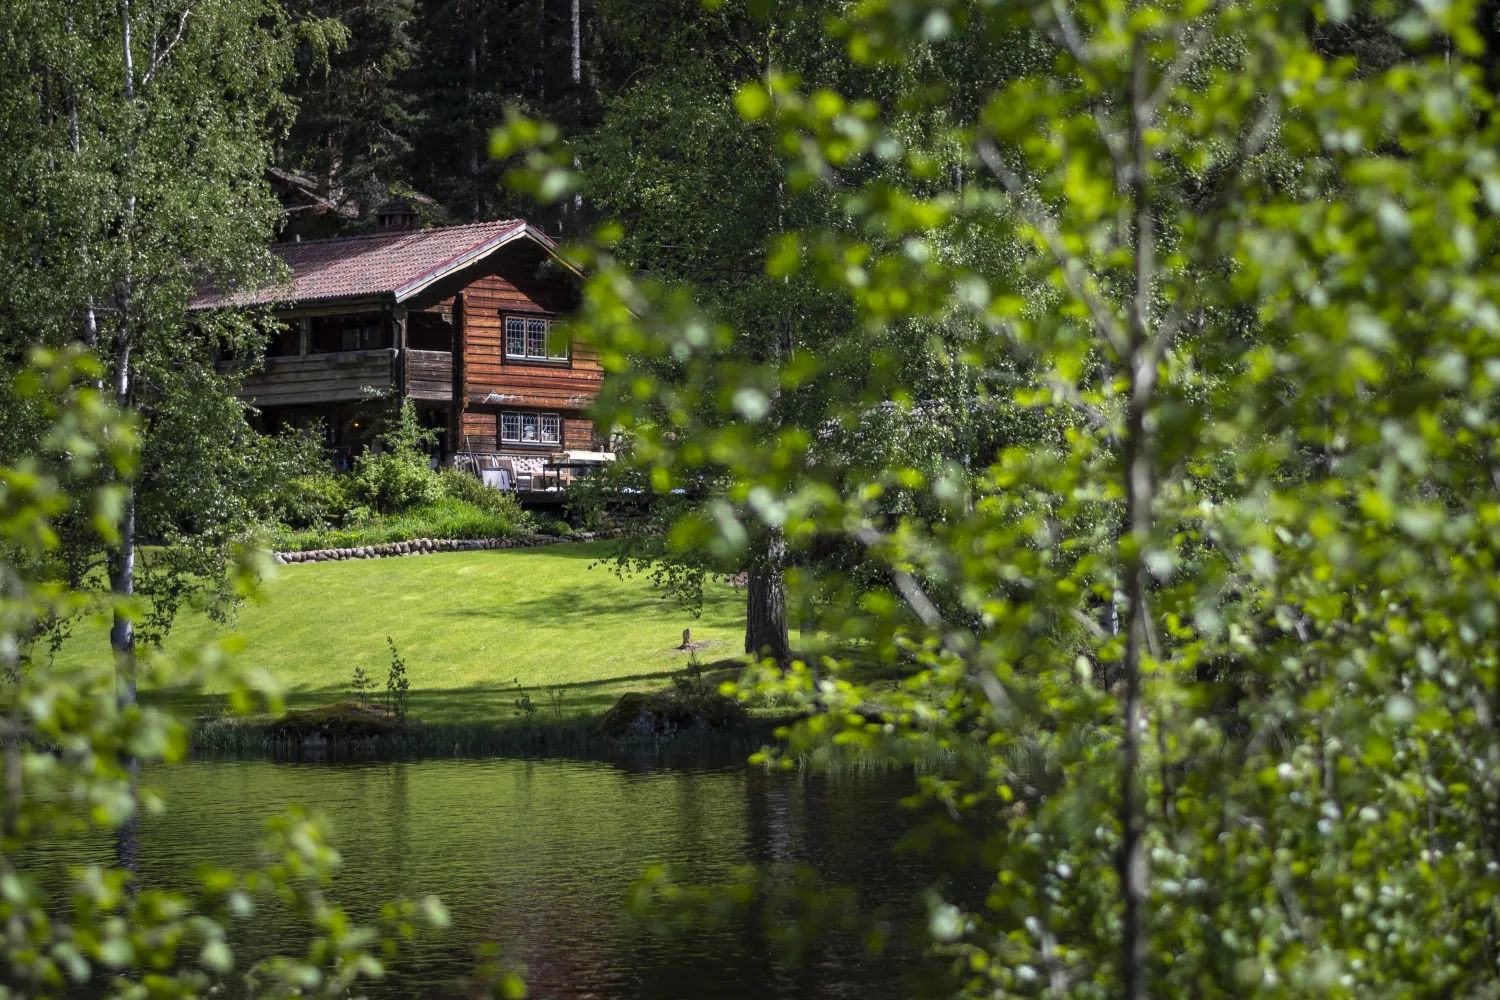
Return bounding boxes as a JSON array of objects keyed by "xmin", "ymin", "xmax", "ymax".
[
  {"xmin": 743, "ymin": 769, "xmax": 941, "ymax": 1000},
  {"xmin": 471, "ymin": 759, "xmax": 759, "ymax": 999},
  {"xmin": 69, "ymin": 757, "xmax": 925, "ymax": 999},
  {"xmin": 744, "ymin": 769, "xmax": 797, "ymax": 996}
]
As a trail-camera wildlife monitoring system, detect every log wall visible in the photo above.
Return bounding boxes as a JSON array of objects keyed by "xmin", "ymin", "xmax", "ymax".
[
  {"xmin": 407, "ymin": 349, "xmax": 453, "ymax": 401},
  {"xmin": 460, "ymin": 409, "xmax": 498, "ymax": 453},
  {"xmin": 460, "ymin": 268, "xmax": 601, "ymax": 410},
  {"xmin": 563, "ymin": 417, "xmax": 596, "ymax": 450}
]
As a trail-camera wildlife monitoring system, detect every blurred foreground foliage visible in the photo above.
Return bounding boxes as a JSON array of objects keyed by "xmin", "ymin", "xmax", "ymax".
[
  {"xmin": 0, "ymin": 349, "xmax": 477, "ymax": 998},
  {"xmin": 502, "ymin": 0, "xmax": 1500, "ymax": 995}
]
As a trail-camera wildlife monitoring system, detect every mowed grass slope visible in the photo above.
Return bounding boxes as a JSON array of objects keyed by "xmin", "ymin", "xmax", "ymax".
[{"xmin": 57, "ymin": 542, "xmax": 746, "ymax": 724}]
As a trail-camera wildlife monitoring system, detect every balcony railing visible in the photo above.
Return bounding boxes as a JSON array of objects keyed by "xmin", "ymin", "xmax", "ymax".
[{"xmin": 235, "ymin": 349, "xmax": 397, "ymax": 407}]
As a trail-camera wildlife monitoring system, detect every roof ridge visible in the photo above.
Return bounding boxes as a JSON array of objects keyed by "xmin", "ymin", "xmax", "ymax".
[
  {"xmin": 193, "ymin": 217, "xmax": 559, "ymax": 310},
  {"xmin": 276, "ymin": 218, "xmax": 522, "ymax": 250}
]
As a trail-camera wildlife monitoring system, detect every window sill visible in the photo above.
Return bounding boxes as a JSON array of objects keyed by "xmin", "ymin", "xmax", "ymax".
[{"xmin": 503, "ymin": 355, "xmax": 571, "ymax": 366}]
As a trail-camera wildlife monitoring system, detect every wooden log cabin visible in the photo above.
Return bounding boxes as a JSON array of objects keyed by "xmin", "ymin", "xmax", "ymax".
[{"xmin": 195, "ymin": 212, "xmax": 608, "ymax": 487}]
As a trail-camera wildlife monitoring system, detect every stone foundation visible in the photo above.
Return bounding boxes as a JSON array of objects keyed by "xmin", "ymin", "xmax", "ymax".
[{"xmin": 273, "ymin": 528, "xmax": 624, "ymax": 565}]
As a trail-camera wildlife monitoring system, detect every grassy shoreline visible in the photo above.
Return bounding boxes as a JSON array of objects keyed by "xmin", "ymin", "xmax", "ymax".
[
  {"xmin": 183, "ymin": 712, "xmax": 975, "ymax": 777},
  {"xmin": 189, "ymin": 711, "xmax": 788, "ymax": 763},
  {"xmin": 52, "ymin": 540, "xmax": 837, "ymax": 766},
  {"xmin": 56, "ymin": 541, "xmax": 748, "ymax": 725}
]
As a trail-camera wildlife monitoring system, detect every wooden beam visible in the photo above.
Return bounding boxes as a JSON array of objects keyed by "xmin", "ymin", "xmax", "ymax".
[
  {"xmin": 452, "ymin": 291, "xmax": 467, "ymax": 455},
  {"xmin": 268, "ymin": 297, "xmax": 391, "ymax": 320},
  {"xmin": 394, "ymin": 306, "xmax": 409, "ymax": 397}
]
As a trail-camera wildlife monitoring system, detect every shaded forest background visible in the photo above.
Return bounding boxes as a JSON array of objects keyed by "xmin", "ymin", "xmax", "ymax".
[{"xmin": 280, "ymin": 0, "xmax": 819, "ymax": 237}]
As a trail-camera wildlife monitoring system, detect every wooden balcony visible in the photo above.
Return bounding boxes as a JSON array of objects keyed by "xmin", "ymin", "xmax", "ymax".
[{"xmin": 237, "ymin": 349, "xmax": 397, "ymax": 407}]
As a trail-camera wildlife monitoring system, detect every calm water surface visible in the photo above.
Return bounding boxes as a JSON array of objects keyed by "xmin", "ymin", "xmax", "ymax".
[{"xmin": 53, "ymin": 757, "xmax": 941, "ymax": 999}]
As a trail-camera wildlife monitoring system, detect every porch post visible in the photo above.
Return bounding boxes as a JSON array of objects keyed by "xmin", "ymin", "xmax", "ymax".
[
  {"xmin": 393, "ymin": 306, "xmax": 408, "ymax": 396},
  {"xmin": 451, "ymin": 292, "xmax": 467, "ymax": 456}
]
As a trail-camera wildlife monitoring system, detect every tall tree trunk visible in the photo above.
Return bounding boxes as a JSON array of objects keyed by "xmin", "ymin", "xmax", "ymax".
[
  {"xmin": 532, "ymin": 0, "xmax": 545, "ymax": 103},
  {"xmin": 112, "ymin": 0, "xmax": 139, "ymax": 707},
  {"xmin": 114, "ymin": 0, "xmax": 140, "ymax": 882},
  {"xmin": 570, "ymin": 0, "xmax": 580, "ymax": 86},
  {"xmin": 465, "ymin": 3, "xmax": 487, "ymax": 220},
  {"xmin": 1117, "ymin": 38, "xmax": 1156, "ymax": 1000},
  {"xmin": 109, "ymin": 491, "xmax": 137, "ymax": 897},
  {"xmin": 745, "ymin": 528, "xmax": 790, "ymax": 664},
  {"xmin": 466, "ymin": 44, "xmax": 479, "ymax": 219},
  {"xmin": 110, "ymin": 484, "xmax": 136, "ymax": 707},
  {"xmin": 114, "ymin": 0, "xmax": 137, "ymax": 707},
  {"xmin": 565, "ymin": 0, "xmax": 583, "ymax": 229}
]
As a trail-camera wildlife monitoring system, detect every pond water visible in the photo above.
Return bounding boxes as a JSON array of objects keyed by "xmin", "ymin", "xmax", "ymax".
[{"xmin": 47, "ymin": 757, "xmax": 949, "ymax": 998}]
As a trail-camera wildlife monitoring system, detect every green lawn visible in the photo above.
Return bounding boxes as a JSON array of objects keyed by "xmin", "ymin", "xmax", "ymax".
[{"xmin": 57, "ymin": 542, "xmax": 746, "ymax": 724}]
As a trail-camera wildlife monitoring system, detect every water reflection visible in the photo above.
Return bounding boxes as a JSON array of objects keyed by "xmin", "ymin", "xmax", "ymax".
[{"xmin": 95, "ymin": 758, "xmax": 934, "ymax": 998}]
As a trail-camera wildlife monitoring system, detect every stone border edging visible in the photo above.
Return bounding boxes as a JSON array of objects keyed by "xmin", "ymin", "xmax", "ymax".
[{"xmin": 273, "ymin": 528, "xmax": 625, "ymax": 565}]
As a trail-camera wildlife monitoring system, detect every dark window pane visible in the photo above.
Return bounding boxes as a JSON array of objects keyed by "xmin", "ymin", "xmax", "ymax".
[
  {"xmin": 267, "ymin": 323, "xmax": 300, "ymax": 357},
  {"xmin": 311, "ymin": 317, "xmax": 342, "ymax": 353}
]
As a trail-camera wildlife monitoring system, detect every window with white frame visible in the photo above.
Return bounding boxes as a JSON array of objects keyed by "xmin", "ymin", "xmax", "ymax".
[
  {"xmin": 504, "ymin": 315, "xmax": 568, "ymax": 361},
  {"xmin": 499, "ymin": 410, "xmax": 562, "ymax": 445}
]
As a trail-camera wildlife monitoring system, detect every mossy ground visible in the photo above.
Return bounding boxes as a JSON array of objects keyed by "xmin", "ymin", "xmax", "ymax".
[{"xmin": 54, "ymin": 541, "xmax": 748, "ymax": 724}]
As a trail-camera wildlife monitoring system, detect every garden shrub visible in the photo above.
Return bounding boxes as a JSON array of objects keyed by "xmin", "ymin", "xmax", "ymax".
[
  {"xmin": 243, "ymin": 422, "xmax": 353, "ymax": 528},
  {"xmin": 267, "ymin": 496, "xmax": 523, "ymax": 551},
  {"xmin": 262, "ymin": 402, "xmax": 542, "ymax": 549},
  {"xmin": 350, "ymin": 399, "xmax": 442, "ymax": 513},
  {"xmin": 286, "ymin": 468, "xmax": 354, "ymax": 526},
  {"xmin": 437, "ymin": 467, "xmax": 529, "ymax": 524},
  {"xmin": 351, "ymin": 450, "xmax": 441, "ymax": 512},
  {"xmin": 342, "ymin": 504, "xmax": 374, "ymax": 527}
]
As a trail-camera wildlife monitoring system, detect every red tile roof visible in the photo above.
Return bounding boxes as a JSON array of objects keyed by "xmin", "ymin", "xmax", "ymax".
[{"xmin": 194, "ymin": 219, "xmax": 545, "ymax": 309}]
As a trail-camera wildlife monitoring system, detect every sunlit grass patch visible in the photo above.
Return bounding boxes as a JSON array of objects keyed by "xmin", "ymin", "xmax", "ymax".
[{"xmin": 55, "ymin": 541, "xmax": 747, "ymax": 725}]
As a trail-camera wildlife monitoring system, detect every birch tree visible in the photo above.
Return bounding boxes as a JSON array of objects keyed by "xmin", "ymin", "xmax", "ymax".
[{"xmin": 0, "ymin": 0, "xmax": 338, "ymax": 681}]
